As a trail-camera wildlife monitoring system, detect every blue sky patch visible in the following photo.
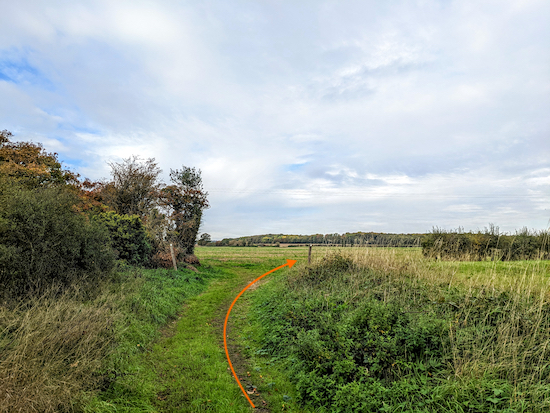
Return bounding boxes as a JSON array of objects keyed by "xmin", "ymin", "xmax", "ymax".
[
  {"xmin": 286, "ymin": 162, "xmax": 309, "ymax": 172},
  {"xmin": 0, "ymin": 51, "xmax": 55, "ymax": 91}
]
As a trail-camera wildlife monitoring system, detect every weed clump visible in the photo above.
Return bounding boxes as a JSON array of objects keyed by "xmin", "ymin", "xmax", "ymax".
[
  {"xmin": 291, "ymin": 252, "xmax": 354, "ymax": 287},
  {"xmin": 0, "ymin": 288, "xmax": 117, "ymax": 412}
]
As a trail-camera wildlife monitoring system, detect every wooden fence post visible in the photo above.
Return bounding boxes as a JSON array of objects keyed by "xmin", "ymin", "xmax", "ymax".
[
  {"xmin": 170, "ymin": 243, "xmax": 178, "ymax": 271},
  {"xmin": 308, "ymin": 244, "xmax": 312, "ymax": 265}
]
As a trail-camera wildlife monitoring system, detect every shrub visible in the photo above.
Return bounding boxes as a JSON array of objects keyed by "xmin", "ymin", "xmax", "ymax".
[
  {"xmin": 0, "ymin": 184, "xmax": 115, "ymax": 298},
  {"xmin": 251, "ymin": 250, "xmax": 550, "ymax": 412},
  {"xmin": 422, "ymin": 226, "xmax": 550, "ymax": 261},
  {"xmin": 93, "ymin": 212, "xmax": 152, "ymax": 267}
]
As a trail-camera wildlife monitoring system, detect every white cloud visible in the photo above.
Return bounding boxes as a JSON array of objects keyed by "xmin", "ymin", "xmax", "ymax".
[{"xmin": 1, "ymin": 0, "xmax": 549, "ymax": 239}]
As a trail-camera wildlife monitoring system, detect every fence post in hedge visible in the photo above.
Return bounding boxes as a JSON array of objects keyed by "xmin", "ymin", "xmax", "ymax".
[
  {"xmin": 308, "ymin": 244, "xmax": 312, "ymax": 265},
  {"xmin": 170, "ymin": 243, "xmax": 178, "ymax": 270}
]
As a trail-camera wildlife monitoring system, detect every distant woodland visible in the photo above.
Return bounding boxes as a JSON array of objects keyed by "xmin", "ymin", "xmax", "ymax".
[{"xmin": 213, "ymin": 232, "xmax": 425, "ymax": 247}]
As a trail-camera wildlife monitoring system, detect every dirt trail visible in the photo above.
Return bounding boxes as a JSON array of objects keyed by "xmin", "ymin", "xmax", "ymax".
[{"xmin": 212, "ymin": 286, "xmax": 271, "ymax": 412}]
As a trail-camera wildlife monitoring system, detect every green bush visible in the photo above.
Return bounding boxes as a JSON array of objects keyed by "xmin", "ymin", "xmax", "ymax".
[
  {"xmin": 0, "ymin": 184, "xmax": 115, "ymax": 297},
  {"xmin": 251, "ymin": 251, "xmax": 550, "ymax": 412},
  {"xmin": 422, "ymin": 227, "xmax": 550, "ymax": 261},
  {"xmin": 93, "ymin": 211, "xmax": 152, "ymax": 267}
]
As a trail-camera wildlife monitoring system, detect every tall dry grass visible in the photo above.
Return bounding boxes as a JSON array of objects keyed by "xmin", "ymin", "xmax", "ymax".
[
  {"xmin": 0, "ymin": 285, "xmax": 119, "ymax": 413},
  {"xmin": 334, "ymin": 247, "xmax": 550, "ymax": 406}
]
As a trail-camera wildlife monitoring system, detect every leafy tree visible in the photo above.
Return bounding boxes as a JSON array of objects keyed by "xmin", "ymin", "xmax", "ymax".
[
  {"xmin": 0, "ymin": 129, "xmax": 79, "ymax": 188},
  {"xmin": 103, "ymin": 156, "xmax": 162, "ymax": 217},
  {"xmin": 198, "ymin": 233, "xmax": 211, "ymax": 246},
  {"xmin": 160, "ymin": 166, "xmax": 209, "ymax": 255},
  {"xmin": 75, "ymin": 178, "xmax": 112, "ymax": 214}
]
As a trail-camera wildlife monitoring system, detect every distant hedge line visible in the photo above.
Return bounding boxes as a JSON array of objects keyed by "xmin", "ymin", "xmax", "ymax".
[
  {"xmin": 215, "ymin": 232, "xmax": 424, "ymax": 247},
  {"xmin": 422, "ymin": 227, "xmax": 550, "ymax": 261}
]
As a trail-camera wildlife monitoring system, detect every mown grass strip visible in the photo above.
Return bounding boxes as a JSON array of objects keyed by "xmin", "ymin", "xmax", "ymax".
[{"xmin": 146, "ymin": 271, "xmax": 254, "ymax": 413}]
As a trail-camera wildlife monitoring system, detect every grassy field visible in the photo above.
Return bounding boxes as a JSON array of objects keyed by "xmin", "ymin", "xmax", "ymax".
[
  {"xmin": 2, "ymin": 246, "xmax": 548, "ymax": 412},
  {"xmin": 199, "ymin": 245, "xmax": 550, "ymax": 294}
]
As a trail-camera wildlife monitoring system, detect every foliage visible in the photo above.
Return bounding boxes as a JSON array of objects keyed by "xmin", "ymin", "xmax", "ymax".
[
  {"xmin": 93, "ymin": 211, "xmax": 153, "ymax": 267},
  {"xmin": 0, "ymin": 129, "xmax": 79, "ymax": 188},
  {"xmin": 0, "ymin": 265, "xmax": 218, "ymax": 413},
  {"xmin": 251, "ymin": 250, "xmax": 550, "ymax": 412},
  {"xmin": 102, "ymin": 156, "xmax": 162, "ymax": 217},
  {"xmin": 217, "ymin": 232, "xmax": 425, "ymax": 247},
  {"xmin": 160, "ymin": 166, "xmax": 209, "ymax": 255},
  {"xmin": 102, "ymin": 159, "xmax": 209, "ymax": 262},
  {"xmin": 0, "ymin": 183, "xmax": 115, "ymax": 297},
  {"xmin": 422, "ymin": 226, "xmax": 550, "ymax": 261},
  {"xmin": 75, "ymin": 178, "xmax": 112, "ymax": 214},
  {"xmin": 198, "ymin": 232, "xmax": 212, "ymax": 246}
]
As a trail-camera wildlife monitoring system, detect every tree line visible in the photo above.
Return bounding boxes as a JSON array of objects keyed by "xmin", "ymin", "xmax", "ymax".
[
  {"xmin": 213, "ymin": 232, "xmax": 425, "ymax": 247},
  {"xmin": 0, "ymin": 130, "xmax": 208, "ymax": 298}
]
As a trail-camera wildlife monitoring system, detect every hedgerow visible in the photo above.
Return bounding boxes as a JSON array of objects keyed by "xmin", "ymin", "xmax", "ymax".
[{"xmin": 422, "ymin": 227, "xmax": 550, "ymax": 261}]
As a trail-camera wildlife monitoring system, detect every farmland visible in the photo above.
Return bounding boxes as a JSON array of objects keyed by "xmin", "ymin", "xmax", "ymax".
[{"xmin": 1, "ymin": 245, "xmax": 549, "ymax": 412}]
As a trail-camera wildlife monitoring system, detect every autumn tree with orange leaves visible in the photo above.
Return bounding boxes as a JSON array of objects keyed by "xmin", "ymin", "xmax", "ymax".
[{"xmin": 0, "ymin": 129, "xmax": 79, "ymax": 188}]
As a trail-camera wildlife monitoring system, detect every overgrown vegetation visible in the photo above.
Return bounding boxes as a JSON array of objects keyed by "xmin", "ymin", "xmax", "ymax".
[
  {"xmin": 251, "ymin": 249, "xmax": 550, "ymax": 412},
  {"xmin": 2, "ymin": 128, "xmax": 548, "ymax": 412},
  {"xmin": 0, "ymin": 286, "xmax": 117, "ymax": 413},
  {"xmin": 0, "ymin": 266, "xmax": 218, "ymax": 413},
  {"xmin": 423, "ymin": 226, "xmax": 550, "ymax": 261},
  {"xmin": 94, "ymin": 211, "xmax": 152, "ymax": 267},
  {"xmin": 0, "ymin": 130, "xmax": 209, "ymax": 297},
  {"xmin": 0, "ymin": 173, "xmax": 115, "ymax": 300},
  {"xmin": 0, "ymin": 130, "xmax": 212, "ymax": 411}
]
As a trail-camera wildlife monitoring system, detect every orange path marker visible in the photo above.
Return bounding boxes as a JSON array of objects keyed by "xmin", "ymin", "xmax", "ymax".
[{"xmin": 223, "ymin": 259, "xmax": 297, "ymax": 409}]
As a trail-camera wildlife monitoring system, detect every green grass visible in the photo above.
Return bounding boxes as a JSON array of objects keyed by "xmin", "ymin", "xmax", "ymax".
[
  {"xmin": 83, "ymin": 265, "xmax": 222, "ymax": 412},
  {"xmin": 84, "ymin": 248, "xmax": 310, "ymax": 412},
  {"xmin": 246, "ymin": 249, "xmax": 550, "ymax": 412},
  {"xmin": 9, "ymin": 245, "xmax": 543, "ymax": 412}
]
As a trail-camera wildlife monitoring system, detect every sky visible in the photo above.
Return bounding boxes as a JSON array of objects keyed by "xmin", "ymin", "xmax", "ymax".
[{"xmin": 1, "ymin": 0, "xmax": 549, "ymax": 240}]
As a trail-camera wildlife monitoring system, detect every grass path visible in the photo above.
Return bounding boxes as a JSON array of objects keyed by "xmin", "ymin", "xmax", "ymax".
[
  {"xmin": 91, "ymin": 246, "xmax": 549, "ymax": 412},
  {"xmin": 140, "ymin": 248, "xmax": 309, "ymax": 413},
  {"xmin": 145, "ymin": 269, "xmax": 253, "ymax": 412}
]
